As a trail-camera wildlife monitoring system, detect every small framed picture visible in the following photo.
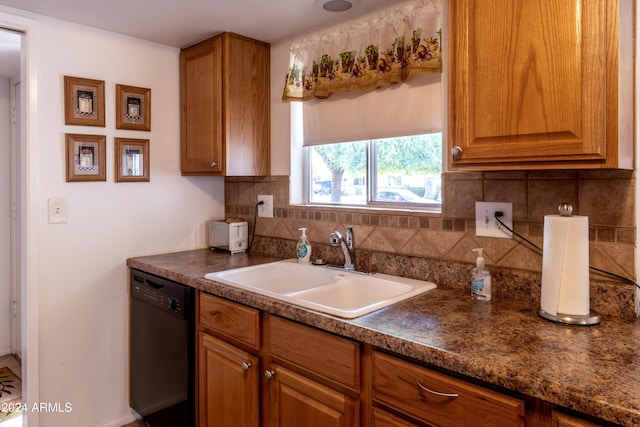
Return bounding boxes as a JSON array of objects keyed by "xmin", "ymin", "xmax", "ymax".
[
  {"xmin": 65, "ymin": 134, "xmax": 106, "ymax": 182},
  {"xmin": 115, "ymin": 137, "xmax": 150, "ymax": 182},
  {"xmin": 64, "ymin": 76, "xmax": 105, "ymax": 127},
  {"xmin": 116, "ymin": 84, "xmax": 151, "ymax": 131}
]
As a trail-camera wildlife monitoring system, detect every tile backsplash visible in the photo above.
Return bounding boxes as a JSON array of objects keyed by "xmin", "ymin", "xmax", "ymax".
[{"xmin": 225, "ymin": 170, "xmax": 636, "ymax": 318}]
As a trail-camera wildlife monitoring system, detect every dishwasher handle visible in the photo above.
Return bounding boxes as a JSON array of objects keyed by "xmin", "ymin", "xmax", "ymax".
[{"xmin": 146, "ymin": 279, "xmax": 165, "ymax": 290}]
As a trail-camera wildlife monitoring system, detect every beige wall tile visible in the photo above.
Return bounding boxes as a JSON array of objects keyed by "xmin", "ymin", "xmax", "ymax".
[
  {"xmin": 443, "ymin": 175, "xmax": 482, "ymax": 218},
  {"xmin": 238, "ymin": 181, "xmax": 254, "ymax": 206},
  {"xmin": 484, "ymin": 178, "xmax": 527, "ymax": 221},
  {"xmin": 225, "ymin": 173, "xmax": 636, "ymax": 316},
  {"xmin": 579, "ymin": 179, "xmax": 635, "ymax": 227},
  {"xmin": 527, "ymin": 179, "xmax": 577, "ymax": 222}
]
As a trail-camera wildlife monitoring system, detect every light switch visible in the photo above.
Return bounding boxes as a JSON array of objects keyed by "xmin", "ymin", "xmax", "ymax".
[{"xmin": 48, "ymin": 197, "xmax": 67, "ymax": 224}]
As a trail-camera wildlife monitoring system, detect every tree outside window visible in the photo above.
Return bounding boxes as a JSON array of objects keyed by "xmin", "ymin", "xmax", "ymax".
[{"xmin": 309, "ymin": 133, "xmax": 442, "ymax": 207}]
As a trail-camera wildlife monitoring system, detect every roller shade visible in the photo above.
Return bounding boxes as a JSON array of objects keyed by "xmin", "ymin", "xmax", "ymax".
[{"xmin": 303, "ymin": 72, "xmax": 441, "ymax": 146}]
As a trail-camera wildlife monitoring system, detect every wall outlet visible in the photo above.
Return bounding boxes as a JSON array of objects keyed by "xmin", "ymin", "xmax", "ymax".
[
  {"xmin": 48, "ymin": 197, "xmax": 68, "ymax": 224},
  {"xmin": 257, "ymin": 195, "xmax": 274, "ymax": 218},
  {"xmin": 475, "ymin": 201, "xmax": 513, "ymax": 238}
]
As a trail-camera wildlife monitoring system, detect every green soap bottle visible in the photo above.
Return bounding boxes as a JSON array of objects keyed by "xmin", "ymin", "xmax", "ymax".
[{"xmin": 296, "ymin": 228, "xmax": 312, "ymax": 263}]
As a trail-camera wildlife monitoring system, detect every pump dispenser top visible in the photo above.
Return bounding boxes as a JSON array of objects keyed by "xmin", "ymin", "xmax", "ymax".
[
  {"xmin": 296, "ymin": 228, "xmax": 312, "ymax": 263},
  {"xmin": 472, "ymin": 248, "xmax": 485, "ymax": 269}
]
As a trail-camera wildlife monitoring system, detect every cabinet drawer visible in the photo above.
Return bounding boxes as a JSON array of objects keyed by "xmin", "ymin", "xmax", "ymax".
[
  {"xmin": 372, "ymin": 408, "xmax": 418, "ymax": 426},
  {"xmin": 552, "ymin": 410, "xmax": 602, "ymax": 427},
  {"xmin": 372, "ymin": 351, "xmax": 524, "ymax": 427},
  {"xmin": 199, "ymin": 292, "xmax": 260, "ymax": 349},
  {"xmin": 268, "ymin": 315, "xmax": 360, "ymax": 391}
]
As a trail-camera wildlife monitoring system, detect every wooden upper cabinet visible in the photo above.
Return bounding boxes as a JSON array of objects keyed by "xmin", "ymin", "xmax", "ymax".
[
  {"xmin": 448, "ymin": 0, "xmax": 633, "ymax": 170},
  {"xmin": 180, "ymin": 32, "xmax": 270, "ymax": 176}
]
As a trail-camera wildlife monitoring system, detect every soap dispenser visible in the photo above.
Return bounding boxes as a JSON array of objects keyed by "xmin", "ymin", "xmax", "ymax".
[
  {"xmin": 296, "ymin": 228, "xmax": 312, "ymax": 263},
  {"xmin": 471, "ymin": 248, "xmax": 491, "ymax": 301}
]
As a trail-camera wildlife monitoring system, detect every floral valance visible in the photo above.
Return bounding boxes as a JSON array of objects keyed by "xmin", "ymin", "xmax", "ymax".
[{"xmin": 282, "ymin": 0, "xmax": 442, "ymax": 102}]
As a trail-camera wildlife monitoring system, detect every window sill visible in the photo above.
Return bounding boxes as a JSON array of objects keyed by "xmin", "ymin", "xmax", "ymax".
[{"xmin": 292, "ymin": 202, "xmax": 442, "ymax": 216}]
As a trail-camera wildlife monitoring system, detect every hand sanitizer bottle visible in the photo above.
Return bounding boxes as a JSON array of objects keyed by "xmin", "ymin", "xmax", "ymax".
[
  {"xmin": 471, "ymin": 248, "xmax": 491, "ymax": 301},
  {"xmin": 296, "ymin": 228, "xmax": 312, "ymax": 263}
]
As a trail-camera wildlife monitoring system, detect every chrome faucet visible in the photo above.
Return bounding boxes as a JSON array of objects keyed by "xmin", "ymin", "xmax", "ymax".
[{"xmin": 329, "ymin": 226, "xmax": 355, "ymax": 271}]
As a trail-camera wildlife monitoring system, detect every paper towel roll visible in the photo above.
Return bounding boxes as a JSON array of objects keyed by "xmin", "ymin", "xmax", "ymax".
[{"xmin": 540, "ymin": 215, "xmax": 590, "ymax": 316}]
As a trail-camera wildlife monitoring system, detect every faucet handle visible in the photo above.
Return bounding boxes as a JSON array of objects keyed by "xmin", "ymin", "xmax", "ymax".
[
  {"xmin": 345, "ymin": 226, "xmax": 354, "ymax": 249},
  {"xmin": 329, "ymin": 231, "xmax": 342, "ymax": 246}
]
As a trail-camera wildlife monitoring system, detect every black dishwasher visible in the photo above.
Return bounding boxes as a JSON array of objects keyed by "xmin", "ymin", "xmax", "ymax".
[{"xmin": 130, "ymin": 269, "xmax": 195, "ymax": 427}]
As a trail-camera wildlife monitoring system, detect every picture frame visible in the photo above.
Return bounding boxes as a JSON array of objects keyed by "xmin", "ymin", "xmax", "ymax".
[
  {"xmin": 116, "ymin": 84, "xmax": 151, "ymax": 131},
  {"xmin": 64, "ymin": 76, "xmax": 105, "ymax": 127},
  {"xmin": 65, "ymin": 133, "xmax": 106, "ymax": 182},
  {"xmin": 114, "ymin": 137, "xmax": 150, "ymax": 182}
]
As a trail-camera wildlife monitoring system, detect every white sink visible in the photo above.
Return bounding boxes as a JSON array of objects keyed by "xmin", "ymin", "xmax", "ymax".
[
  {"xmin": 206, "ymin": 259, "xmax": 338, "ymax": 294},
  {"xmin": 205, "ymin": 259, "xmax": 436, "ymax": 318}
]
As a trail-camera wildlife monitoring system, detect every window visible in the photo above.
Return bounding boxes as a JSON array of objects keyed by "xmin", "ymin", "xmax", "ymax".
[{"xmin": 308, "ymin": 133, "xmax": 442, "ymax": 208}]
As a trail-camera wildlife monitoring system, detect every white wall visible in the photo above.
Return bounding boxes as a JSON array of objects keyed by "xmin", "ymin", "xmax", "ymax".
[
  {"xmin": 270, "ymin": 41, "xmax": 291, "ymax": 176},
  {"xmin": 0, "ymin": 77, "xmax": 11, "ymax": 355},
  {"xmin": 0, "ymin": 9, "xmax": 224, "ymax": 426}
]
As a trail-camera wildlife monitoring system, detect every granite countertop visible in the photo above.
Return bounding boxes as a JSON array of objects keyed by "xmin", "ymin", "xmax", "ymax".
[{"xmin": 127, "ymin": 249, "xmax": 640, "ymax": 426}]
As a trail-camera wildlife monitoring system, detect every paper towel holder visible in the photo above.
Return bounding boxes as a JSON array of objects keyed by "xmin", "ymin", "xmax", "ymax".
[
  {"xmin": 538, "ymin": 309, "xmax": 601, "ymax": 326},
  {"xmin": 538, "ymin": 202, "xmax": 601, "ymax": 326}
]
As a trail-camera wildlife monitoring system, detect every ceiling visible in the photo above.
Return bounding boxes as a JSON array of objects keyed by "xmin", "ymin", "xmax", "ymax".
[
  {"xmin": 0, "ymin": 0, "xmax": 411, "ymax": 47},
  {"xmin": 0, "ymin": 0, "xmax": 412, "ymax": 77}
]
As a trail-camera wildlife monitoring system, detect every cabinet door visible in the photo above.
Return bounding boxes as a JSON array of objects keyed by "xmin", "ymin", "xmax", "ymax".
[
  {"xmin": 265, "ymin": 364, "xmax": 359, "ymax": 427},
  {"xmin": 224, "ymin": 33, "xmax": 270, "ymax": 176},
  {"xmin": 448, "ymin": 0, "xmax": 616, "ymax": 169},
  {"xmin": 180, "ymin": 36, "xmax": 224, "ymax": 174},
  {"xmin": 199, "ymin": 332, "xmax": 259, "ymax": 427}
]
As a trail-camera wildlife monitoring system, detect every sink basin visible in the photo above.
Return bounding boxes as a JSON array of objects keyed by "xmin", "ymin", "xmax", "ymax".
[
  {"xmin": 205, "ymin": 259, "xmax": 436, "ymax": 318},
  {"xmin": 206, "ymin": 259, "xmax": 338, "ymax": 294}
]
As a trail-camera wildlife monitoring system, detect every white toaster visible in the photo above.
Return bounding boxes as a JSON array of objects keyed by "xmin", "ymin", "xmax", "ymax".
[{"xmin": 208, "ymin": 220, "xmax": 248, "ymax": 253}]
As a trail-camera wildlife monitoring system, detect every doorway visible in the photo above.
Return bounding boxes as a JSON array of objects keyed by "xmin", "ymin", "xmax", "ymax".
[
  {"xmin": 0, "ymin": 12, "xmax": 40, "ymax": 424},
  {"xmin": 0, "ymin": 28, "xmax": 22, "ymax": 360},
  {"xmin": 0, "ymin": 26, "xmax": 23, "ymax": 427}
]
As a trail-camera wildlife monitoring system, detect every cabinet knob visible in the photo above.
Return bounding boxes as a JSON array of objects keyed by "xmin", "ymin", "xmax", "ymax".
[
  {"xmin": 241, "ymin": 362, "xmax": 251, "ymax": 371},
  {"xmin": 210, "ymin": 161, "xmax": 218, "ymax": 168},
  {"xmin": 416, "ymin": 380, "xmax": 459, "ymax": 399},
  {"xmin": 264, "ymin": 369, "xmax": 275, "ymax": 379},
  {"xmin": 451, "ymin": 145, "xmax": 462, "ymax": 160}
]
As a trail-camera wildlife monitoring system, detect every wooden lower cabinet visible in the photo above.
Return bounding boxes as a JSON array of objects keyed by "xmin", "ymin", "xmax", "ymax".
[
  {"xmin": 197, "ymin": 294, "xmax": 358, "ymax": 427},
  {"xmin": 198, "ymin": 332, "xmax": 259, "ymax": 427},
  {"xmin": 264, "ymin": 364, "xmax": 359, "ymax": 427},
  {"xmin": 196, "ymin": 292, "xmax": 612, "ymax": 427}
]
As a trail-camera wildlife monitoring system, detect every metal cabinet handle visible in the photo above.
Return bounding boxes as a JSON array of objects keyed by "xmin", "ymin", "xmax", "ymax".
[
  {"xmin": 451, "ymin": 145, "xmax": 462, "ymax": 160},
  {"xmin": 241, "ymin": 362, "xmax": 251, "ymax": 371},
  {"xmin": 210, "ymin": 161, "xmax": 218, "ymax": 168},
  {"xmin": 416, "ymin": 380, "xmax": 459, "ymax": 399},
  {"xmin": 264, "ymin": 370, "xmax": 275, "ymax": 379}
]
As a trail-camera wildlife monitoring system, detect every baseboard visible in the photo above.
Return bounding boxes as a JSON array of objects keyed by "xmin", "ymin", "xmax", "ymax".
[{"xmin": 99, "ymin": 410, "xmax": 141, "ymax": 427}]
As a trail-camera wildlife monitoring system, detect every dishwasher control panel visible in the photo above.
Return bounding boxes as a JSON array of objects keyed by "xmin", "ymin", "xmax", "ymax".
[{"xmin": 131, "ymin": 269, "xmax": 191, "ymax": 319}]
